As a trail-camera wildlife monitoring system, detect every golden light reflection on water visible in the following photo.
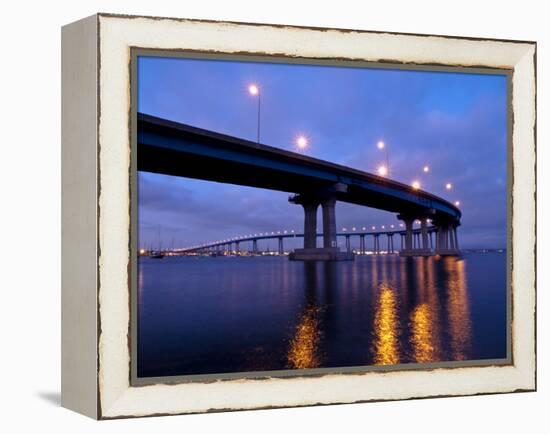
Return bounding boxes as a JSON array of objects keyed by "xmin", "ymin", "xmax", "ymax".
[
  {"xmin": 408, "ymin": 258, "xmax": 442, "ymax": 363},
  {"xmin": 410, "ymin": 303, "xmax": 437, "ymax": 363},
  {"xmin": 445, "ymin": 258, "xmax": 472, "ymax": 360},
  {"xmin": 373, "ymin": 283, "xmax": 400, "ymax": 365},
  {"xmin": 287, "ymin": 306, "xmax": 323, "ymax": 369}
]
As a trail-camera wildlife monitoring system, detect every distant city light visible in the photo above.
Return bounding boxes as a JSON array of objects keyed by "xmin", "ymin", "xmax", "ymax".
[
  {"xmin": 139, "ymin": 248, "xmax": 145, "ymax": 255},
  {"xmin": 296, "ymin": 135, "xmax": 308, "ymax": 149},
  {"xmin": 412, "ymin": 180, "xmax": 421, "ymax": 190},
  {"xmin": 378, "ymin": 165, "xmax": 388, "ymax": 176},
  {"xmin": 446, "ymin": 182, "xmax": 453, "ymax": 190},
  {"xmin": 423, "ymin": 165, "xmax": 430, "ymax": 173},
  {"xmin": 248, "ymin": 84, "xmax": 259, "ymax": 95},
  {"xmin": 377, "ymin": 140, "xmax": 385, "ymax": 149}
]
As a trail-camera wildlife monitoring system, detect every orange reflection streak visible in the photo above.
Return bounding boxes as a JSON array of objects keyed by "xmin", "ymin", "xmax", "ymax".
[
  {"xmin": 410, "ymin": 303, "xmax": 437, "ymax": 363},
  {"xmin": 287, "ymin": 306, "xmax": 322, "ymax": 369},
  {"xmin": 445, "ymin": 258, "xmax": 472, "ymax": 360},
  {"xmin": 409, "ymin": 258, "xmax": 442, "ymax": 363},
  {"xmin": 373, "ymin": 283, "xmax": 400, "ymax": 365}
]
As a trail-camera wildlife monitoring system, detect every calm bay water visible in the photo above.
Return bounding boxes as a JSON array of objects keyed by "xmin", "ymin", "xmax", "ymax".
[{"xmin": 137, "ymin": 253, "xmax": 507, "ymax": 378}]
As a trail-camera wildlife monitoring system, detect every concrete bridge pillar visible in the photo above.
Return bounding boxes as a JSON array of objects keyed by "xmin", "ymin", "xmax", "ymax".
[
  {"xmin": 421, "ymin": 218, "xmax": 429, "ymax": 249},
  {"xmin": 360, "ymin": 235, "xmax": 365, "ymax": 254},
  {"xmin": 437, "ymin": 226, "xmax": 444, "ymax": 250},
  {"xmin": 453, "ymin": 225, "xmax": 460, "ymax": 250},
  {"xmin": 399, "ymin": 215, "xmax": 430, "ymax": 257},
  {"xmin": 321, "ymin": 197, "xmax": 337, "ymax": 248},
  {"xmin": 373, "ymin": 234, "xmax": 380, "ymax": 254},
  {"xmin": 434, "ymin": 221, "xmax": 460, "ymax": 256},
  {"xmin": 278, "ymin": 237, "xmax": 284, "ymax": 255},
  {"xmin": 448, "ymin": 227, "xmax": 456, "ymax": 250},
  {"xmin": 289, "ymin": 191, "xmax": 353, "ymax": 261},
  {"xmin": 345, "ymin": 235, "xmax": 351, "ymax": 253},
  {"xmin": 387, "ymin": 234, "xmax": 394, "ymax": 254},
  {"xmin": 253, "ymin": 239, "xmax": 258, "ymax": 253},
  {"xmin": 235, "ymin": 241, "xmax": 240, "ymax": 254},
  {"xmin": 404, "ymin": 218, "xmax": 414, "ymax": 251},
  {"xmin": 302, "ymin": 201, "xmax": 319, "ymax": 249}
]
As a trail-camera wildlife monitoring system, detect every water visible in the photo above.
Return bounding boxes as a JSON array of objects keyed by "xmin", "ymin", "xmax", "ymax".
[{"xmin": 137, "ymin": 253, "xmax": 507, "ymax": 378}]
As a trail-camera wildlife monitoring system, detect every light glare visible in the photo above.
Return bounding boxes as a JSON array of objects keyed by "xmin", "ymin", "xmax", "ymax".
[
  {"xmin": 296, "ymin": 135, "xmax": 308, "ymax": 149},
  {"xmin": 377, "ymin": 165, "xmax": 388, "ymax": 176},
  {"xmin": 248, "ymin": 84, "xmax": 259, "ymax": 95}
]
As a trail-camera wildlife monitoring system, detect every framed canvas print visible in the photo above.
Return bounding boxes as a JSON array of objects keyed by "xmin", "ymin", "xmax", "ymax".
[{"xmin": 61, "ymin": 13, "xmax": 536, "ymax": 419}]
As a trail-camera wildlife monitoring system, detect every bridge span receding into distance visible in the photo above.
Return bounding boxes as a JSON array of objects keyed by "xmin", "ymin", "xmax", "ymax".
[
  {"xmin": 138, "ymin": 113, "xmax": 462, "ymax": 260},
  {"xmin": 178, "ymin": 226, "xmax": 444, "ymax": 257}
]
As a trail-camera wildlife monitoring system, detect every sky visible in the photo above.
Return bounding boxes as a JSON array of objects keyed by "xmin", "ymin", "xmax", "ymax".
[{"xmin": 137, "ymin": 55, "xmax": 508, "ymax": 250}]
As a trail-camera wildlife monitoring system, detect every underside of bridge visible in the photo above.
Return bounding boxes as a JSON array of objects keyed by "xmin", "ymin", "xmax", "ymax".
[
  {"xmin": 138, "ymin": 113, "xmax": 462, "ymax": 260},
  {"xmin": 286, "ymin": 185, "xmax": 461, "ymax": 261}
]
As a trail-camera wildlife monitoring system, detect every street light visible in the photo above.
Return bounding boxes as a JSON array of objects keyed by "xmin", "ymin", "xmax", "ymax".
[
  {"xmin": 296, "ymin": 135, "xmax": 308, "ymax": 150},
  {"xmin": 423, "ymin": 165, "xmax": 430, "ymax": 173},
  {"xmin": 377, "ymin": 165, "xmax": 388, "ymax": 176},
  {"xmin": 446, "ymin": 182, "xmax": 453, "ymax": 190},
  {"xmin": 412, "ymin": 180, "xmax": 421, "ymax": 190},
  {"xmin": 377, "ymin": 140, "xmax": 390, "ymax": 175},
  {"xmin": 248, "ymin": 83, "xmax": 261, "ymax": 143},
  {"xmin": 454, "ymin": 200, "xmax": 461, "ymax": 206}
]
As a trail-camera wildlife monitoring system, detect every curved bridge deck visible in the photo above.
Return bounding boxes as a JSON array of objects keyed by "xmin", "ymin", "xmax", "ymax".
[{"xmin": 138, "ymin": 113, "xmax": 462, "ymax": 258}]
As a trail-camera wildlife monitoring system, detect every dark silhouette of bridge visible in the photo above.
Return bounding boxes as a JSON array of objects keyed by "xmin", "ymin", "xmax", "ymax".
[{"xmin": 138, "ymin": 113, "xmax": 461, "ymax": 260}]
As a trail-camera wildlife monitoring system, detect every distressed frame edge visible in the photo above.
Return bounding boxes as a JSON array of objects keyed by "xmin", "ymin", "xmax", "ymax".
[
  {"xmin": 61, "ymin": 13, "xmax": 100, "ymax": 419},
  {"xmin": 93, "ymin": 14, "xmax": 536, "ymax": 419}
]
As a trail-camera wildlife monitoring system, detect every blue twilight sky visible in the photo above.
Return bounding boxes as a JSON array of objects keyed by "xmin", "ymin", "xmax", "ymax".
[{"xmin": 138, "ymin": 56, "xmax": 508, "ymax": 250}]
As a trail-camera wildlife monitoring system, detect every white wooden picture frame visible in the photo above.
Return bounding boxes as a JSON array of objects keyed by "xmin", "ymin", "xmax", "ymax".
[{"xmin": 61, "ymin": 13, "xmax": 536, "ymax": 419}]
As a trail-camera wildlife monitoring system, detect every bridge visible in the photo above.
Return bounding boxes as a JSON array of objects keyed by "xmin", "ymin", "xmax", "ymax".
[
  {"xmin": 178, "ymin": 226, "xmax": 440, "ymax": 256},
  {"xmin": 138, "ymin": 113, "xmax": 461, "ymax": 260}
]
